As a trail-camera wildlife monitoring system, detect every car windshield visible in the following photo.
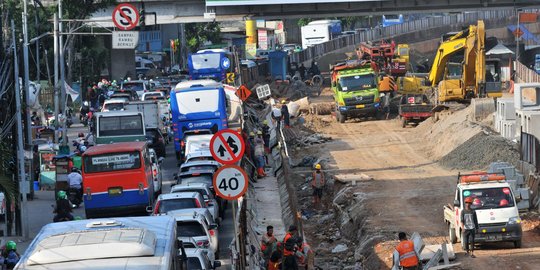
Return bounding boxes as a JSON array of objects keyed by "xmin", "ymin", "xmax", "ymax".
[
  {"xmin": 177, "ymin": 221, "xmax": 205, "ymax": 237},
  {"xmin": 339, "ymin": 74, "xmax": 376, "ymax": 91},
  {"xmin": 173, "ymin": 188, "xmax": 209, "ymax": 198},
  {"xmin": 463, "ymin": 187, "xmax": 515, "ymax": 210},
  {"xmin": 179, "ymin": 175, "xmax": 213, "ymax": 187},
  {"xmin": 187, "ymin": 258, "xmax": 203, "ymax": 270},
  {"xmin": 122, "ymin": 82, "xmax": 145, "ymax": 92},
  {"xmin": 158, "ymin": 198, "xmax": 197, "ymax": 213},
  {"xmin": 181, "ymin": 165, "xmax": 217, "ymax": 173}
]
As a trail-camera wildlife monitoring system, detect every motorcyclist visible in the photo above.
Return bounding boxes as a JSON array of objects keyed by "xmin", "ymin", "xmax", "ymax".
[
  {"xmin": 2, "ymin": 241, "xmax": 20, "ymax": 269},
  {"xmin": 68, "ymin": 167, "xmax": 83, "ymax": 205},
  {"xmin": 53, "ymin": 190, "xmax": 74, "ymax": 222}
]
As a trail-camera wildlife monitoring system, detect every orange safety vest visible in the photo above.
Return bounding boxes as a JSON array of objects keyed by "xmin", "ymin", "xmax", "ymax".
[
  {"xmin": 268, "ymin": 261, "xmax": 280, "ymax": 270},
  {"xmin": 283, "ymin": 232, "xmax": 295, "ymax": 256},
  {"xmin": 395, "ymin": 240, "xmax": 418, "ymax": 267}
]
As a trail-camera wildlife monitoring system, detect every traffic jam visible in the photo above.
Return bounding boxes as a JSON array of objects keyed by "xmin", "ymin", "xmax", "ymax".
[{"xmin": 22, "ymin": 50, "xmax": 250, "ymax": 269}]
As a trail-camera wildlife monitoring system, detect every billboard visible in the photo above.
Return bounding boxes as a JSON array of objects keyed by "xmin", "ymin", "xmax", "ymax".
[{"xmin": 206, "ymin": 0, "xmax": 377, "ymax": 6}]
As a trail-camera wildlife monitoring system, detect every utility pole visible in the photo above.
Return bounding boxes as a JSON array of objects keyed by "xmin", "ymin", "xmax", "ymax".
[
  {"xmin": 11, "ymin": 20, "xmax": 29, "ymax": 240},
  {"xmin": 53, "ymin": 13, "xmax": 59, "ymax": 144},
  {"xmin": 59, "ymin": 0, "xmax": 68, "ymax": 146},
  {"xmin": 34, "ymin": 2, "xmax": 40, "ymax": 82},
  {"xmin": 21, "ymin": 0, "xmax": 31, "ymax": 239}
]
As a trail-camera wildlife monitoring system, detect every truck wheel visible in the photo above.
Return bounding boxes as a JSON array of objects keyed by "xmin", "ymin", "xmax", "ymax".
[
  {"xmin": 401, "ymin": 117, "xmax": 407, "ymax": 128},
  {"xmin": 514, "ymin": 240, "xmax": 522, "ymax": 248},
  {"xmin": 448, "ymin": 225, "xmax": 457, "ymax": 244},
  {"xmin": 337, "ymin": 112, "xmax": 346, "ymax": 123}
]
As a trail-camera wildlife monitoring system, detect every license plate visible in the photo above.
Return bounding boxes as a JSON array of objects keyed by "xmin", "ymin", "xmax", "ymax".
[
  {"xmin": 108, "ymin": 187, "xmax": 123, "ymax": 196},
  {"xmin": 355, "ymin": 105, "xmax": 365, "ymax": 109},
  {"xmin": 487, "ymin": 234, "xmax": 501, "ymax": 241}
]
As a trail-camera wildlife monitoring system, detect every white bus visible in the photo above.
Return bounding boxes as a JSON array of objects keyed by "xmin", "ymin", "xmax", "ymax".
[
  {"xmin": 15, "ymin": 216, "xmax": 188, "ymax": 270},
  {"xmin": 300, "ymin": 20, "xmax": 342, "ymax": 49}
]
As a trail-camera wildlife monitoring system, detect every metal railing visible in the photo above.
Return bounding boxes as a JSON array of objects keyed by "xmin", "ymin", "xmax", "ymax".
[
  {"xmin": 290, "ymin": 9, "xmax": 516, "ymax": 63},
  {"xmin": 516, "ymin": 60, "xmax": 540, "ymax": 83}
]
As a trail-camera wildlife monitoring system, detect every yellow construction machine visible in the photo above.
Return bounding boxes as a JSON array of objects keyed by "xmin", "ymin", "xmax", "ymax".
[{"xmin": 427, "ymin": 20, "xmax": 502, "ymax": 103}]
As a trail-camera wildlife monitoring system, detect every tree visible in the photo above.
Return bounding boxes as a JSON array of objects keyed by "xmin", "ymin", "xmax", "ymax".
[
  {"xmin": 185, "ymin": 22, "xmax": 221, "ymax": 52},
  {"xmin": 297, "ymin": 18, "xmax": 312, "ymax": 27}
]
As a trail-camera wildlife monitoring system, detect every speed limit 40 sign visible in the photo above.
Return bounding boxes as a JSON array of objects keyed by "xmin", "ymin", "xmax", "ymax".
[{"xmin": 212, "ymin": 165, "xmax": 248, "ymax": 200}]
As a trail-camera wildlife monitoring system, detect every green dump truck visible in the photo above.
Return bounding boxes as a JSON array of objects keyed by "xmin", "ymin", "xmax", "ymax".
[{"xmin": 331, "ymin": 60, "xmax": 382, "ymax": 123}]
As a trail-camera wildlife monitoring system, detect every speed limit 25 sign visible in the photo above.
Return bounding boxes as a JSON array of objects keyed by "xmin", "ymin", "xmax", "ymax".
[{"xmin": 212, "ymin": 165, "xmax": 248, "ymax": 200}]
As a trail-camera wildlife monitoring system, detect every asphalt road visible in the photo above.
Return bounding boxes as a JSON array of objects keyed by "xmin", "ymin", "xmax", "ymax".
[{"xmin": 11, "ymin": 122, "xmax": 234, "ymax": 269}]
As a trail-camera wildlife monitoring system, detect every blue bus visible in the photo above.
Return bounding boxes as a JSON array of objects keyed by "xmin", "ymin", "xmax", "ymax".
[
  {"xmin": 188, "ymin": 49, "xmax": 234, "ymax": 82},
  {"xmin": 170, "ymin": 80, "xmax": 228, "ymax": 161},
  {"xmin": 382, "ymin": 14, "xmax": 404, "ymax": 27}
]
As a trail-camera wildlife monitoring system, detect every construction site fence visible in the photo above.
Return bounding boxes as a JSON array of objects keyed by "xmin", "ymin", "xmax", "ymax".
[
  {"xmin": 289, "ymin": 9, "xmax": 516, "ymax": 64},
  {"xmin": 515, "ymin": 60, "xmax": 540, "ymax": 83},
  {"xmin": 521, "ymin": 131, "xmax": 540, "ymax": 173}
]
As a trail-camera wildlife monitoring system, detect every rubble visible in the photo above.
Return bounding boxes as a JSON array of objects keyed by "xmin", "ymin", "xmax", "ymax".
[{"xmin": 332, "ymin": 243, "xmax": 349, "ymax": 253}]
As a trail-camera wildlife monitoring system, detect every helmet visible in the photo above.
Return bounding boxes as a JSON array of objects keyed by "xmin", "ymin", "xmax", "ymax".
[
  {"xmin": 6, "ymin": 241, "xmax": 16, "ymax": 251},
  {"xmin": 80, "ymin": 146, "xmax": 87, "ymax": 152},
  {"xmin": 78, "ymin": 132, "xmax": 84, "ymax": 138},
  {"xmin": 57, "ymin": 190, "xmax": 67, "ymax": 200},
  {"xmin": 315, "ymin": 164, "xmax": 321, "ymax": 170},
  {"xmin": 281, "ymin": 99, "xmax": 287, "ymax": 104},
  {"xmin": 71, "ymin": 167, "xmax": 78, "ymax": 172},
  {"xmin": 257, "ymin": 131, "xmax": 262, "ymax": 135},
  {"xmin": 249, "ymin": 132, "xmax": 255, "ymax": 137},
  {"xmin": 263, "ymin": 120, "xmax": 268, "ymax": 125},
  {"xmin": 464, "ymin": 197, "xmax": 473, "ymax": 204},
  {"xmin": 499, "ymin": 199, "xmax": 509, "ymax": 207}
]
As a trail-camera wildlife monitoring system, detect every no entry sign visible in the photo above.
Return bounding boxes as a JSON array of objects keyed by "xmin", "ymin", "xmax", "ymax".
[
  {"xmin": 213, "ymin": 165, "xmax": 248, "ymax": 200},
  {"xmin": 210, "ymin": 129, "xmax": 245, "ymax": 165},
  {"xmin": 112, "ymin": 3, "xmax": 140, "ymax": 31}
]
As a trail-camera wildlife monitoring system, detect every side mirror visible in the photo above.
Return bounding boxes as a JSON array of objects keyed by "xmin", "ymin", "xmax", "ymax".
[
  {"xmin": 213, "ymin": 261, "xmax": 222, "ymax": 269},
  {"xmin": 209, "ymin": 223, "xmax": 218, "ymax": 230},
  {"xmin": 453, "ymin": 200, "xmax": 460, "ymax": 207},
  {"xmin": 146, "ymin": 206, "xmax": 153, "ymax": 213}
]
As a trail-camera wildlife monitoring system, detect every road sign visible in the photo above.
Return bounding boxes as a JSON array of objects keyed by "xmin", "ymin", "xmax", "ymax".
[
  {"xmin": 112, "ymin": 31, "xmax": 139, "ymax": 49},
  {"xmin": 210, "ymin": 129, "xmax": 245, "ymax": 164},
  {"xmin": 235, "ymin": 85, "xmax": 252, "ymax": 101},
  {"xmin": 513, "ymin": 28, "xmax": 524, "ymax": 38},
  {"xmin": 255, "ymin": 84, "xmax": 271, "ymax": 99},
  {"xmin": 226, "ymin": 73, "xmax": 236, "ymax": 84},
  {"xmin": 212, "ymin": 165, "xmax": 248, "ymax": 200},
  {"xmin": 112, "ymin": 3, "xmax": 140, "ymax": 31}
]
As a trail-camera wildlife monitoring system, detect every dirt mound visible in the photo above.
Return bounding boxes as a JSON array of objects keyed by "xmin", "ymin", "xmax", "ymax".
[{"xmin": 413, "ymin": 105, "xmax": 520, "ymax": 170}]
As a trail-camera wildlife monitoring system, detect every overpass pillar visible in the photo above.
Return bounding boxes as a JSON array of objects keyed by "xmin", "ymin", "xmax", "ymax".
[
  {"xmin": 110, "ymin": 49, "xmax": 136, "ymax": 81},
  {"xmin": 246, "ymin": 19, "xmax": 257, "ymax": 45}
]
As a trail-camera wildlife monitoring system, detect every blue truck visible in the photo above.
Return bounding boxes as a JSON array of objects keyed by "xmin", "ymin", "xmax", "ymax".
[{"xmin": 169, "ymin": 80, "xmax": 228, "ymax": 161}]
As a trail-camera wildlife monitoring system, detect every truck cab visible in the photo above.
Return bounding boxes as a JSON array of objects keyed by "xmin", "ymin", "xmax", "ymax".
[
  {"xmin": 444, "ymin": 173, "xmax": 522, "ymax": 249},
  {"xmin": 331, "ymin": 60, "xmax": 381, "ymax": 123}
]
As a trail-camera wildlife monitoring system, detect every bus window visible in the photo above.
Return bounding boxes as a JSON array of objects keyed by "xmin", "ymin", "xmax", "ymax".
[{"xmin": 83, "ymin": 151, "xmax": 141, "ymax": 173}]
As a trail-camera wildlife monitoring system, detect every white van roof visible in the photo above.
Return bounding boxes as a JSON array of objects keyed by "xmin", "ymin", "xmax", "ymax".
[
  {"xmin": 174, "ymin": 80, "xmax": 221, "ymax": 91},
  {"xmin": 16, "ymin": 217, "xmax": 175, "ymax": 270}
]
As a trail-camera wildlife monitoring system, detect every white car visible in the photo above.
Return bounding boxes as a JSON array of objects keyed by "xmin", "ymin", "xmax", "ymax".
[
  {"xmin": 167, "ymin": 208, "xmax": 219, "ymax": 257},
  {"xmin": 141, "ymin": 91, "xmax": 165, "ymax": 101},
  {"xmin": 179, "ymin": 160, "xmax": 221, "ymax": 174},
  {"xmin": 171, "ymin": 183, "xmax": 220, "ymax": 223},
  {"xmin": 101, "ymin": 98, "xmax": 126, "ymax": 112},
  {"xmin": 149, "ymin": 148, "xmax": 163, "ymax": 195},
  {"xmin": 151, "ymin": 192, "xmax": 206, "ymax": 215},
  {"xmin": 185, "ymin": 150, "xmax": 214, "ymax": 163},
  {"xmin": 184, "ymin": 248, "xmax": 221, "ymax": 269},
  {"xmin": 120, "ymin": 80, "xmax": 150, "ymax": 98},
  {"xmin": 169, "ymin": 211, "xmax": 219, "ymax": 260}
]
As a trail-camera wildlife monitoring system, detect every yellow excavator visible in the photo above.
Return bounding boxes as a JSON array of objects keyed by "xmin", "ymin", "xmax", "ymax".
[{"xmin": 428, "ymin": 20, "xmax": 502, "ymax": 103}]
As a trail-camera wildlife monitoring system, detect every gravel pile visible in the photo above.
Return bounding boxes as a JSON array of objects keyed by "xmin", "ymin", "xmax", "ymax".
[{"xmin": 439, "ymin": 131, "xmax": 520, "ymax": 170}]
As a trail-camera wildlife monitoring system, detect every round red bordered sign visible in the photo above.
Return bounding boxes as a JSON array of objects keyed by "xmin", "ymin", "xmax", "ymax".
[
  {"xmin": 112, "ymin": 3, "xmax": 140, "ymax": 31},
  {"xmin": 212, "ymin": 165, "xmax": 248, "ymax": 200},
  {"xmin": 209, "ymin": 129, "xmax": 245, "ymax": 165}
]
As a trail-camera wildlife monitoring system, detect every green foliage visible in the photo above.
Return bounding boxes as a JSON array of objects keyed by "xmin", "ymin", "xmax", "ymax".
[
  {"xmin": 297, "ymin": 18, "xmax": 313, "ymax": 27},
  {"xmin": 185, "ymin": 22, "xmax": 221, "ymax": 52},
  {"xmin": 0, "ymin": 142, "xmax": 18, "ymax": 207}
]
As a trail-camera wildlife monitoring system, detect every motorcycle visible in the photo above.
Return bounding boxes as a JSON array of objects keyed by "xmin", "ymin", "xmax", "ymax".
[
  {"xmin": 68, "ymin": 188, "xmax": 82, "ymax": 208},
  {"xmin": 51, "ymin": 205, "xmax": 74, "ymax": 222}
]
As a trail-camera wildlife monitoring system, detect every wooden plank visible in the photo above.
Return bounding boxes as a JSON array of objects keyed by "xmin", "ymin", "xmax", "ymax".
[{"xmin": 428, "ymin": 263, "xmax": 461, "ymax": 270}]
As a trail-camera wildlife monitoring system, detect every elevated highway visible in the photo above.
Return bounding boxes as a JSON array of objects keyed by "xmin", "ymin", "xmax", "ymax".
[{"xmin": 89, "ymin": 0, "xmax": 540, "ymax": 25}]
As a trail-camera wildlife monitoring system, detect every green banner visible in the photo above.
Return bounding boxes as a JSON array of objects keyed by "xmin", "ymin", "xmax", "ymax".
[{"xmin": 206, "ymin": 0, "xmax": 376, "ymax": 6}]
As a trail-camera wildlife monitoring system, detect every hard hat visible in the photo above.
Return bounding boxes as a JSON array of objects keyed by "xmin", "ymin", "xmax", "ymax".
[
  {"xmin": 464, "ymin": 197, "xmax": 473, "ymax": 204},
  {"xmin": 257, "ymin": 131, "xmax": 262, "ymax": 135},
  {"xmin": 499, "ymin": 199, "xmax": 509, "ymax": 207},
  {"xmin": 57, "ymin": 190, "xmax": 67, "ymax": 200},
  {"xmin": 249, "ymin": 132, "xmax": 255, "ymax": 137},
  {"xmin": 281, "ymin": 99, "xmax": 287, "ymax": 104},
  {"xmin": 263, "ymin": 120, "xmax": 268, "ymax": 125},
  {"xmin": 6, "ymin": 241, "xmax": 16, "ymax": 251},
  {"xmin": 315, "ymin": 164, "xmax": 321, "ymax": 170}
]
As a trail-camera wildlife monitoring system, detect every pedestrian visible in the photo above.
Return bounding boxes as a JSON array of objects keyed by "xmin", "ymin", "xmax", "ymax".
[
  {"xmin": 383, "ymin": 93, "xmax": 391, "ymax": 120},
  {"xmin": 311, "ymin": 164, "xmax": 325, "ymax": 206},
  {"xmin": 255, "ymin": 131, "xmax": 267, "ymax": 178},
  {"xmin": 280, "ymin": 100, "xmax": 290, "ymax": 128},
  {"xmin": 272, "ymin": 105, "xmax": 282, "ymax": 130},
  {"xmin": 393, "ymin": 232, "xmax": 420, "ymax": 270},
  {"xmin": 261, "ymin": 226, "xmax": 278, "ymax": 264},
  {"xmin": 461, "ymin": 197, "xmax": 479, "ymax": 258},
  {"xmin": 262, "ymin": 120, "xmax": 271, "ymax": 152},
  {"xmin": 298, "ymin": 64, "xmax": 306, "ymax": 81}
]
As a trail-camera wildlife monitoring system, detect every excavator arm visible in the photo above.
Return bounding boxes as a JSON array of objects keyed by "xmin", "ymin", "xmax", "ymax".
[{"xmin": 428, "ymin": 37, "xmax": 466, "ymax": 87}]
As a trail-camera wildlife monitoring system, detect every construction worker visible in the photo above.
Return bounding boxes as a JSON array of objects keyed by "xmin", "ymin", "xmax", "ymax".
[
  {"xmin": 280, "ymin": 100, "xmax": 291, "ymax": 128},
  {"xmin": 393, "ymin": 232, "xmax": 420, "ymax": 270},
  {"xmin": 261, "ymin": 226, "xmax": 278, "ymax": 264},
  {"xmin": 261, "ymin": 120, "xmax": 271, "ymax": 152},
  {"xmin": 268, "ymin": 250, "xmax": 282, "ymax": 270},
  {"xmin": 272, "ymin": 105, "xmax": 282, "ymax": 130},
  {"xmin": 461, "ymin": 197, "xmax": 479, "ymax": 258},
  {"xmin": 255, "ymin": 131, "xmax": 266, "ymax": 178},
  {"xmin": 311, "ymin": 164, "xmax": 325, "ymax": 206},
  {"xmin": 282, "ymin": 237, "xmax": 299, "ymax": 270}
]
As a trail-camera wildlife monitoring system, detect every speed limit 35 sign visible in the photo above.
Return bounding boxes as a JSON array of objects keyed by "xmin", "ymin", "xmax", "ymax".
[{"xmin": 212, "ymin": 165, "xmax": 248, "ymax": 200}]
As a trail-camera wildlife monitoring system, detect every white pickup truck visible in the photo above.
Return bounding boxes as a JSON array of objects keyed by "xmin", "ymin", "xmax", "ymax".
[
  {"xmin": 443, "ymin": 172, "xmax": 523, "ymax": 249},
  {"xmin": 124, "ymin": 101, "xmax": 167, "ymax": 139}
]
